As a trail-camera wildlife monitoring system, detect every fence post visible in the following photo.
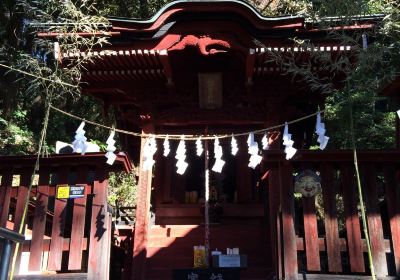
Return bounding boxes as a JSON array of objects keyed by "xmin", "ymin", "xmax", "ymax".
[
  {"xmin": 279, "ymin": 162, "xmax": 298, "ymax": 280},
  {"xmin": 0, "ymin": 228, "xmax": 25, "ymax": 280}
]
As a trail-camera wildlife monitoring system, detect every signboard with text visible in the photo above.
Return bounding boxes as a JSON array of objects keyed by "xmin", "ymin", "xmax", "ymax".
[
  {"xmin": 56, "ymin": 184, "xmax": 85, "ymax": 199},
  {"xmin": 172, "ymin": 268, "xmax": 240, "ymax": 280}
]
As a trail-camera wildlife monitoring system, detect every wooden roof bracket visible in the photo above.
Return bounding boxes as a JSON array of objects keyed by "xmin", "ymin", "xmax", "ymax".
[
  {"xmin": 159, "ymin": 49, "xmax": 175, "ymax": 90},
  {"xmin": 245, "ymin": 48, "xmax": 256, "ymax": 94}
]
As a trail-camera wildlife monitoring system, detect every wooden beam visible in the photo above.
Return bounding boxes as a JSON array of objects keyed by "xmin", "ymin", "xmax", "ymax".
[
  {"xmin": 302, "ymin": 196, "xmax": 321, "ymax": 271},
  {"xmin": 68, "ymin": 166, "xmax": 90, "ymax": 270},
  {"xmin": 131, "ymin": 123, "xmax": 155, "ymax": 280},
  {"xmin": 279, "ymin": 162, "xmax": 298, "ymax": 280},
  {"xmin": 245, "ymin": 48, "xmax": 256, "ymax": 94},
  {"xmin": 296, "ymin": 274, "xmax": 397, "ymax": 280},
  {"xmin": 0, "ymin": 170, "xmax": 13, "ymax": 227},
  {"xmin": 48, "ymin": 166, "xmax": 69, "ymax": 271},
  {"xmin": 383, "ymin": 165, "xmax": 400, "ymax": 276},
  {"xmin": 88, "ymin": 166, "xmax": 110, "ymax": 280},
  {"xmin": 341, "ymin": 164, "xmax": 365, "ymax": 273},
  {"xmin": 158, "ymin": 50, "xmax": 174, "ymax": 88},
  {"xmin": 29, "ymin": 167, "xmax": 51, "ymax": 271},
  {"xmin": 364, "ymin": 164, "xmax": 388, "ymax": 277},
  {"xmin": 320, "ymin": 164, "xmax": 342, "ymax": 272}
]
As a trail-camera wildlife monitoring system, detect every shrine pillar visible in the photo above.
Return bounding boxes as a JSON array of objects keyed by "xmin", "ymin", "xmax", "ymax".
[
  {"xmin": 264, "ymin": 124, "xmax": 282, "ymax": 278},
  {"xmin": 236, "ymin": 138, "xmax": 252, "ymax": 203},
  {"xmin": 131, "ymin": 123, "xmax": 154, "ymax": 280}
]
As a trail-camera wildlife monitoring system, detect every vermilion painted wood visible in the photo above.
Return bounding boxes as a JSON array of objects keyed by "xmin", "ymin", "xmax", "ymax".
[
  {"xmin": 320, "ymin": 164, "xmax": 342, "ymax": 272},
  {"xmin": 48, "ymin": 166, "xmax": 69, "ymax": 271},
  {"xmin": 341, "ymin": 164, "xmax": 365, "ymax": 273},
  {"xmin": 302, "ymin": 196, "xmax": 321, "ymax": 271},
  {"xmin": 68, "ymin": 166, "xmax": 89, "ymax": 270},
  {"xmin": 237, "ymin": 141, "xmax": 252, "ymax": 203},
  {"xmin": 0, "ymin": 153, "xmax": 132, "ymax": 173},
  {"xmin": 279, "ymin": 163, "xmax": 298, "ymax": 280},
  {"xmin": 0, "ymin": 170, "xmax": 13, "ymax": 227},
  {"xmin": 29, "ymin": 167, "xmax": 51, "ymax": 271},
  {"xmin": 88, "ymin": 166, "xmax": 110, "ymax": 280},
  {"xmin": 13, "ymin": 169, "xmax": 31, "ymax": 232},
  {"xmin": 132, "ymin": 124, "xmax": 154, "ymax": 280},
  {"xmin": 106, "ymin": 212, "xmax": 112, "ymax": 280},
  {"xmin": 364, "ymin": 164, "xmax": 388, "ymax": 277},
  {"xmin": 12, "ymin": 169, "xmax": 31, "ymax": 272},
  {"xmin": 21, "ymin": 238, "xmax": 88, "ymax": 252},
  {"xmin": 153, "ymin": 152, "xmax": 164, "ymax": 206},
  {"xmin": 383, "ymin": 165, "xmax": 400, "ymax": 275},
  {"xmin": 268, "ymin": 168, "xmax": 281, "ymax": 277},
  {"xmin": 162, "ymin": 158, "xmax": 173, "ymax": 203}
]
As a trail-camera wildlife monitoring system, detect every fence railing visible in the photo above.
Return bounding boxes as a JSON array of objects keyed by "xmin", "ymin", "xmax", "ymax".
[
  {"xmin": 0, "ymin": 153, "xmax": 131, "ymax": 279},
  {"xmin": 263, "ymin": 150, "xmax": 400, "ymax": 279}
]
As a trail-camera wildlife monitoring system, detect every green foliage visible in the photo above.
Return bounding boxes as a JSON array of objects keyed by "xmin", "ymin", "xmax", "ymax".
[
  {"xmin": 0, "ymin": 110, "xmax": 35, "ymax": 154},
  {"xmin": 108, "ymin": 170, "xmax": 137, "ymax": 207},
  {"xmin": 262, "ymin": 0, "xmax": 400, "ymax": 149}
]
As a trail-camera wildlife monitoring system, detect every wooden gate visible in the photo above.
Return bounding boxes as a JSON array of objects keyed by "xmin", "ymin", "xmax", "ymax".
[
  {"xmin": 0, "ymin": 153, "xmax": 132, "ymax": 280},
  {"xmin": 265, "ymin": 150, "xmax": 400, "ymax": 280}
]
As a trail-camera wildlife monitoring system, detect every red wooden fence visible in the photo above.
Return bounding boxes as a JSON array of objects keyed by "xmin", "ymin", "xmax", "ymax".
[
  {"xmin": 0, "ymin": 153, "xmax": 131, "ymax": 279},
  {"xmin": 264, "ymin": 150, "xmax": 400, "ymax": 279}
]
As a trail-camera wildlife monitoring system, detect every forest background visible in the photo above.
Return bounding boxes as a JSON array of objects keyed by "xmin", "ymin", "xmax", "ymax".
[{"xmin": 0, "ymin": 0, "xmax": 399, "ymax": 207}]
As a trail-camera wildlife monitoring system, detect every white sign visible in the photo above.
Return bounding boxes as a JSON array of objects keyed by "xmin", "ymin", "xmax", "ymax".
[{"xmin": 218, "ymin": 255, "xmax": 241, "ymax": 268}]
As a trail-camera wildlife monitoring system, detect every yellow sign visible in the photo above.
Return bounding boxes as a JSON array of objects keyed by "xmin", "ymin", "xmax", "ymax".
[{"xmin": 57, "ymin": 184, "xmax": 70, "ymax": 199}]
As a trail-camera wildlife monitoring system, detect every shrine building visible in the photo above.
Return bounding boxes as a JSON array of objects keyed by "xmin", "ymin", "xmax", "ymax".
[{"xmin": 3, "ymin": 1, "xmax": 400, "ymax": 280}]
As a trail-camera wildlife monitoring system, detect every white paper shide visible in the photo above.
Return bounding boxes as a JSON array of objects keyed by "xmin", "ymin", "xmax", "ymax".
[
  {"xmin": 196, "ymin": 137, "xmax": 204, "ymax": 156},
  {"xmin": 212, "ymin": 137, "xmax": 225, "ymax": 173},
  {"xmin": 231, "ymin": 136, "xmax": 238, "ymax": 156},
  {"xmin": 175, "ymin": 136, "xmax": 188, "ymax": 175},
  {"xmin": 283, "ymin": 122, "xmax": 297, "ymax": 160},
  {"xmin": 142, "ymin": 136, "xmax": 157, "ymax": 171},
  {"xmin": 247, "ymin": 132, "xmax": 262, "ymax": 169},
  {"xmin": 163, "ymin": 135, "xmax": 170, "ymax": 157},
  {"xmin": 73, "ymin": 122, "xmax": 89, "ymax": 155},
  {"xmin": 315, "ymin": 112, "xmax": 329, "ymax": 150},
  {"xmin": 105, "ymin": 130, "xmax": 117, "ymax": 165}
]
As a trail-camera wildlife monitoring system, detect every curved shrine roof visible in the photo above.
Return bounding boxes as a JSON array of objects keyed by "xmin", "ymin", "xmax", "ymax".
[{"xmin": 108, "ymin": 0, "xmax": 305, "ymax": 36}]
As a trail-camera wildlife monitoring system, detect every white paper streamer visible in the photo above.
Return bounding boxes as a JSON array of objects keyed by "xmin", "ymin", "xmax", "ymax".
[
  {"xmin": 247, "ymin": 132, "xmax": 262, "ymax": 169},
  {"xmin": 283, "ymin": 122, "xmax": 297, "ymax": 160},
  {"xmin": 397, "ymin": 109, "xmax": 400, "ymax": 119},
  {"xmin": 72, "ymin": 121, "xmax": 89, "ymax": 155},
  {"xmin": 105, "ymin": 130, "xmax": 117, "ymax": 165},
  {"xmin": 175, "ymin": 136, "xmax": 188, "ymax": 175},
  {"xmin": 315, "ymin": 112, "xmax": 329, "ymax": 150},
  {"xmin": 143, "ymin": 136, "xmax": 157, "ymax": 171},
  {"xmin": 231, "ymin": 136, "xmax": 238, "ymax": 156},
  {"xmin": 261, "ymin": 133, "xmax": 269, "ymax": 150},
  {"xmin": 163, "ymin": 135, "xmax": 170, "ymax": 157},
  {"xmin": 212, "ymin": 137, "xmax": 225, "ymax": 173},
  {"xmin": 196, "ymin": 137, "xmax": 203, "ymax": 156}
]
